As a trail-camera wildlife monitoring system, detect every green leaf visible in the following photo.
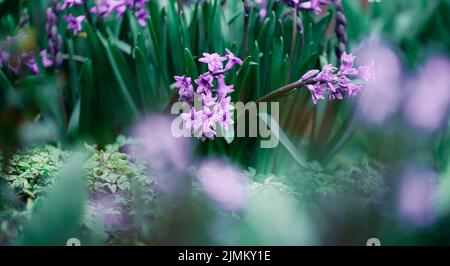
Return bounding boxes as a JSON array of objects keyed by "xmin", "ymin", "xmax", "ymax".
[
  {"xmin": 98, "ymin": 33, "xmax": 139, "ymax": 117},
  {"xmin": 167, "ymin": 0, "xmax": 185, "ymax": 74},
  {"xmin": 184, "ymin": 48, "xmax": 199, "ymax": 79},
  {"xmin": 134, "ymin": 47, "xmax": 153, "ymax": 110},
  {"xmin": 79, "ymin": 59, "xmax": 93, "ymax": 135},
  {"xmin": 258, "ymin": 112, "xmax": 308, "ymax": 169},
  {"xmin": 232, "ymin": 56, "xmax": 252, "ymax": 102}
]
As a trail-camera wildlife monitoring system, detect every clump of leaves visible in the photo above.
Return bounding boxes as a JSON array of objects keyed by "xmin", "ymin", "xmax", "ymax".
[
  {"xmin": 281, "ymin": 155, "xmax": 386, "ymax": 207},
  {"xmin": 83, "ymin": 136, "xmax": 153, "ymax": 195},
  {"xmin": 0, "ymin": 137, "xmax": 160, "ymax": 245},
  {"xmin": 82, "ymin": 136, "xmax": 159, "ymax": 245},
  {"xmin": 1, "ymin": 145, "xmax": 72, "ymax": 202}
]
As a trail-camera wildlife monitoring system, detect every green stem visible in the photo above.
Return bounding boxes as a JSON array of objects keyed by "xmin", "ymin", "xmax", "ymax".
[
  {"xmin": 83, "ymin": 0, "xmax": 93, "ymax": 26},
  {"xmin": 256, "ymin": 79, "xmax": 313, "ymax": 103}
]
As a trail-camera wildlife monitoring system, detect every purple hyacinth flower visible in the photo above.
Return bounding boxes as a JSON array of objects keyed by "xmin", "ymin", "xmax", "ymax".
[
  {"xmin": 61, "ymin": 0, "xmax": 84, "ymax": 10},
  {"xmin": 328, "ymin": 87, "xmax": 344, "ymax": 101},
  {"xmin": 219, "ymin": 110, "xmax": 234, "ymax": 132},
  {"xmin": 199, "ymin": 106, "xmax": 220, "ymax": 141},
  {"xmin": 112, "ymin": 1, "xmax": 129, "ymax": 18},
  {"xmin": 224, "ymin": 49, "xmax": 243, "ymax": 72},
  {"xmin": 217, "ymin": 96, "xmax": 235, "ymax": 131},
  {"xmin": 135, "ymin": 9, "xmax": 148, "ymax": 27},
  {"xmin": 43, "ymin": 6, "xmax": 63, "ymax": 69},
  {"xmin": 219, "ymin": 96, "xmax": 234, "ymax": 114},
  {"xmin": 40, "ymin": 50, "xmax": 54, "ymax": 68},
  {"xmin": 339, "ymin": 51, "xmax": 358, "ymax": 76},
  {"xmin": 195, "ymin": 74, "xmax": 214, "ymax": 94},
  {"xmin": 135, "ymin": 0, "xmax": 149, "ymax": 26},
  {"xmin": 65, "ymin": 14, "xmax": 86, "ymax": 35},
  {"xmin": 175, "ymin": 75, "xmax": 194, "ymax": 102},
  {"xmin": 180, "ymin": 107, "xmax": 202, "ymax": 134},
  {"xmin": 22, "ymin": 52, "xmax": 39, "ymax": 75},
  {"xmin": 307, "ymin": 83, "xmax": 326, "ymax": 104},
  {"xmin": 91, "ymin": 0, "xmax": 113, "ymax": 18},
  {"xmin": 217, "ymin": 76, "xmax": 234, "ymax": 99},
  {"xmin": 316, "ymin": 64, "xmax": 337, "ymax": 82},
  {"xmin": 199, "ymin": 52, "xmax": 227, "ymax": 72},
  {"xmin": 200, "ymin": 91, "xmax": 218, "ymax": 107}
]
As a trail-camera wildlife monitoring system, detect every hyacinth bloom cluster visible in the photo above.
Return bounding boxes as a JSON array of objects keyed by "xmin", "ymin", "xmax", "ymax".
[
  {"xmin": 64, "ymin": 14, "xmax": 86, "ymax": 35},
  {"xmin": 0, "ymin": 35, "xmax": 39, "ymax": 75},
  {"xmin": 61, "ymin": 0, "xmax": 149, "ymax": 35},
  {"xmin": 279, "ymin": 0, "xmax": 341, "ymax": 13},
  {"xmin": 42, "ymin": 6, "xmax": 63, "ymax": 68},
  {"xmin": 300, "ymin": 52, "xmax": 374, "ymax": 104},
  {"xmin": 175, "ymin": 49, "xmax": 243, "ymax": 141}
]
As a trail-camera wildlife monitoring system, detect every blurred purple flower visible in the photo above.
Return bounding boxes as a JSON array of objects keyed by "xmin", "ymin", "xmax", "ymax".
[
  {"xmin": 135, "ymin": 8, "xmax": 148, "ymax": 27},
  {"xmin": 404, "ymin": 56, "xmax": 450, "ymax": 132},
  {"xmin": 90, "ymin": 0, "xmax": 149, "ymax": 27},
  {"xmin": 40, "ymin": 50, "xmax": 54, "ymax": 68},
  {"xmin": 130, "ymin": 115, "xmax": 191, "ymax": 172},
  {"xmin": 61, "ymin": 0, "xmax": 84, "ymax": 10},
  {"xmin": 90, "ymin": 0, "xmax": 113, "ymax": 17},
  {"xmin": 135, "ymin": 0, "xmax": 149, "ymax": 27},
  {"xmin": 398, "ymin": 167, "xmax": 437, "ymax": 227},
  {"xmin": 197, "ymin": 161, "xmax": 249, "ymax": 210},
  {"xmin": 1, "ymin": 36, "xmax": 41, "ymax": 75},
  {"xmin": 255, "ymin": 0, "xmax": 268, "ymax": 19},
  {"xmin": 88, "ymin": 193, "xmax": 131, "ymax": 231},
  {"xmin": 21, "ymin": 52, "xmax": 39, "ymax": 75},
  {"xmin": 65, "ymin": 14, "xmax": 86, "ymax": 35},
  {"xmin": 42, "ymin": 7, "xmax": 63, "ymax": 68},
  {"xmin": 279, "ymin": 0, "xmax": 341, "ymax": 14},
  {"xmin": 356, "ymin": 37, "xmax": 403, "ymax": 125}
]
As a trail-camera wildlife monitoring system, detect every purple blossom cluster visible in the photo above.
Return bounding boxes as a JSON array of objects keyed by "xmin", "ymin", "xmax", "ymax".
[
  {"xmin": 279, "ymin": 0, "xmax": 341, "ymax": 13},
  {"xmin": 90, "ymin": 0, "xmax": 149, "ymax": 27},
  {"xmin": 41, "ymin": 5, "xmax": 63, "ymax": 69},
  {"xmin": 0, "ymin": 35, "xmax": 39, "ymax": 75},
  {"xmin": 175, "ymin": 49, "xmax": 243, "ymax": 141},
  {"xmin": 61, "ymin": 0, "xmax": 149, "ymax": 35},
  {"xmin": 300, "ymin": 52, "xmax": 374, "ymax": 104}
]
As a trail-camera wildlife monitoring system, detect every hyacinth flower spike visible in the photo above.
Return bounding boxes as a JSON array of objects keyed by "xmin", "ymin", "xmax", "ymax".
[
  {"xmin": 174, "ymin": 49, "xmax": 243, "ymax": 141},
  {"xmin": 257, "ymin": 52, "xmax": 374, "ymax": 104}
]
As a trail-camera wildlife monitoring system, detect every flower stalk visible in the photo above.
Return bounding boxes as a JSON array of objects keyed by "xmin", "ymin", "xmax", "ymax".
[{"xmin": 334, "ymin": 1, "xmax": 347, "ymax": 64}]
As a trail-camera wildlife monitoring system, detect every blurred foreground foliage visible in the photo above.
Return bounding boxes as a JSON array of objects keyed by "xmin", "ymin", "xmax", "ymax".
[{"xmin": 0, "ymin": 137, "xmax": 385, "ymax": 245}]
